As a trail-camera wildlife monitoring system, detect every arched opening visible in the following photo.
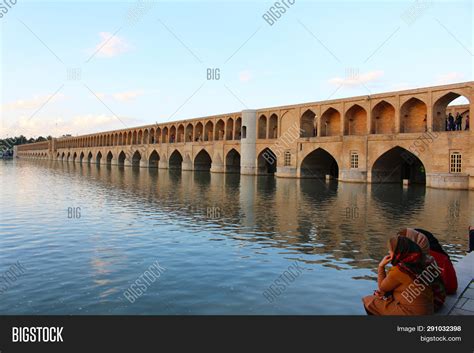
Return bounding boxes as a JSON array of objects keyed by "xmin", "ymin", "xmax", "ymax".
[
  {"xmin": 149, "ymin": 128, "xmax": 155, "ymax": 144},
  {"xmin": 127, "ymin": 131, "xmax": 132, "ymax": 145},
  {"xmin": 155, "ymin": 128, "xmax": 161, "ymax": 143},
  {"xmin": 132, "ymin": 131, "xmax": 138, "ymax": 144},
  {"xmin": 371, "ymin": 146, "xmax": 426, "ymax": 184},
  {"xmin": 185, "ymin": 124, "xmax": 193, "ymax": 142},
  {"xmin": 300, "ymin": 148, "xmax": 339, "ymax": 179},
  {"xmin": 118, "ymin": 133, "xmax": 123, "ymax": 145},
  {"xmin": 87, "ymin": 152, "xmax": 93, "ymax": 163},
  {"xmin": 170, "ymin": 126, "xmax": 176, "ymax": 143},
  {"xmin": 401, "ymin": 97, "xmax": 427, "ymax": 133},
  {"xmin": 195, "ymin": 123, "xmax": 203, "ymax": 141},
  {"xmin": 96, "ymin": 151, "xmax": 102, "ymax": 164},
  {"xmin": 300, "ymin": 109, "xmax": 316, "ymax": 137},
  {"xmin": 257, "ymin": 148, "xmax": 277, "ymax": 175},
  {"xmin": 345, "ymin": 104, "xmax": 367, "ymax": 135},
  {"xmin": 79, "ymin": 152, "xmax": 84, "ymax": 163},
  {"xmin": 143, "ymin": 130, "xmax": 148, "ymax": 144},
  {"xmin": 258, "ymin": 115, "xmax": 267, "ymax": 139},
  {"xmin": 61, "ymin": 152, "xmax": 65, "ymax": 161},
  {"xmin": 66, "ymin": 152, "xmax": 71, "ymax": 161},
  {"xmin": 372, "ymin": 100, "xmax": 395, "ymax": 134},
  {"xmin": 169, "ymin": 150, "xmax": 183, "ymax": 169},
  {"xmin": 106, "ymin": 151, "xmax": 113, "ymax": 164},
  {"xmin": 177, "ymin": 125, "xmax": 184, "ymax": 143},
  {"xmin": 162, "ymin": 127, "xmax": 169, "ymax": 143},
  {"xmin": 226, "ymin": 118, "xmax": 234, "ymax": 140},
  {"xmin": 215, "ymin": 119, "xmax": 225, "ymax": 141},
  {"xmin": 225, "ymin": 149, "xmax": 240, "ymax": 173},
  {"xmin": 433, "ymin": 92, "xmax": 470, "ymax": 131},
  {"xmin": 73, "ymin": 152, "xmax": 77, "ymax": 163},
  {"xmin": 235, "ymin": 118, "xmax": 242, "ymax": 140},
  {"xmin": 132, "ymin": 151, "xmax": 141, "ymax": 167},
  {"xmin": 118, "ymin": 151, "xmax": 126, "ymax": 166},
  {"xmin": 194, "ymin": 149, "xmax": 212, "ymax": 171},
  {"xmin": 149, "ymin": 150, "xmax": 160, "ymax": 168},
  {"xmin": 321, "ymin": 107, "xmax": 341, "ymax": 136},
  {"xmin": 269, "ymin": 114, "xmax": 278, "ymax": 139},
  {"xmin": 204, "ymin": 121, "xmax": 213, "ymax": 141}
]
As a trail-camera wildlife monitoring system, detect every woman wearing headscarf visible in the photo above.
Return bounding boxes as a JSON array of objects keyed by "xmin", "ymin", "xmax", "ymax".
[
  {"xmin": 362, "ymin": 236, "xmax": 434, "ymax": 315},
  {"xmin": 414, "ymin": 228, "xmax": 458, "ymax": 294},
  {"xmin": 398, "ymin": 228, "xmax": 446, "ymax": 311}
]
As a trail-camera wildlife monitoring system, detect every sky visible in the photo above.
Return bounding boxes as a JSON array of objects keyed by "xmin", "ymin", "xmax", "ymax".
[{"xmin": 0, "ymin": 0, "xmax": 472, "ymax": 138}]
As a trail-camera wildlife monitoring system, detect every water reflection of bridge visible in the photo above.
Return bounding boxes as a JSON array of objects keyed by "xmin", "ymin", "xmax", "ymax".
[
  {"xmin": 25, "ymin": 161, "xmax": 471, "ymax": 270},
  {"xmin": 16, "ymin": 81, "xmax": 474, "ymax": 190}
]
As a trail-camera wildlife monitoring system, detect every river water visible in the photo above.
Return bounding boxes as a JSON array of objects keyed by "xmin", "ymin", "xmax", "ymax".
[{"xmin": 0, "ymin": 160, "xmax": 472, "ymax": 314}]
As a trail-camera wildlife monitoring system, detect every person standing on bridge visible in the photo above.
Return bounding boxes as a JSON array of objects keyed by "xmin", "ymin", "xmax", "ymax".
[
  {"xmin": 455, "ymin": 113, "xmax": 462, "ymax": 131},
  {"xmin": 465, "ymin": 115, "xmax": 469, "ymax": 130},
  {"xmin": 448, "ymin": 113, "xmax": 455, "ymax": 131}
]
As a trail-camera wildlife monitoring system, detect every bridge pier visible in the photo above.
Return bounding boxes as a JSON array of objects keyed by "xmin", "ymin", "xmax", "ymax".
[
  {"xmin": 210, "ymin": 163, "xmax": 225, "ymax": 173},
  {"xmin": 158, "ymin": 160, "xmax": 168, "ymax": 169},
  {"xmin": 339, "ymin": 169, "xmax": 367, "ymax": 183},
  {"xmin": 240, "ymin": 109, "xmax": 258, "ymax": 175},
  {"xmin": 182, "ymin": 160, "xmax": 193, "ymax": 171}
]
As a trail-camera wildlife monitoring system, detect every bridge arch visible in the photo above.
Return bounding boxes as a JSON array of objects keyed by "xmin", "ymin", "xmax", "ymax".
[
  {"xmin": 73, "ymin": 152, "xmax": 77, "ymax": 162},
  {"xmin": 149, "ymin": 150, "xmax": 160, "ymax": 168},
  {"xmin": 401, "ymin": 97, "xmax": 427, "ymax": 133},
  {"xmin": 226, "ymin": 118, "xmax": 234, "ymax": 140},
  {"xmin": 372, "ymin": 100, "xmax": 395, "ymax": 134},
  {"xmin": 87, "ymin": 151, "xmax": 93, "ymax": 163},
  {"xmin": 433, "ymin": 91, "xmax": 470, "ymax": 131},
  {"xmin": 96, "ymin": 151, "xmax": 102, "ymax": 164},
  {"xmin": 269, "ymin": 113, "xmax": 278, "ymax": 139},
  {"xmin": 195, "ymin": 122, "xmax": 203, "ymax": 141},
  {"xmin": 225, "ymin": 148, "xmax": 241, "ymax": 173},
  {"xmin": 185, "ymin": 123, "xmax": 193, "ymax": 142},
  {"xmin": 299, "ymin": 147, "xmax": 339, "ymax": 179},
  {"xmin": 235, "ymin": 117, "xmax": 242, "ymax": 139},
  {"xmin": 132, "ymin": 151, "xmax": 141, "ymax": 167},
  {"xmin": 169, "ymin": 149, "xmax": 183, "ymax": 169},
  {"xmin": 162, "ymin": 127, "xmax": 169, "ymax": 143},
  {"xmin": 215, "ymin": 119, "xmax": 225, "ymax": 141},
  {"xmin": 345, "ymin": 104, "xmax": 367, "ymax": 135},
  {"xmin": 170, "ymin": 126, "xmax": 177, "ymax": 143},
  {"xmin": 106, "ymin": 151, "xmax": 113, "ymax": 164},
  {"xmin": 79, "ymin": 152, "xmax": 85, "ymax": 163},
  {"xmin": 118, "ymin": 151, "xmax": 126, "ymax": 166},
  {"xmin": 258, "ymin": 115, "xmax": 267, "ymax": 139},
  {"xmin": 257, "ymin": 147, "xmax": 277, "ymax": 175},
  {"xmin": 321, "ymin": 107, "xmax": 341, "ymax": 136},
  {"xmin": 300, "ymin": 109, "xmax": 317, "ymax": 137},
  {"xmin": 370, "ymin": 146, "xmax": 426, "ymax": 184},
  {"xmin": 194, "ymin": 149, "xmax": 212, "ymax": 171},
  {"xmin": 66, "ymin": 152, "xmax": 71, "ymax": 161},
  {"xmin": 204, "ymin": 121, "xmax": 213, "ymax": 141}
]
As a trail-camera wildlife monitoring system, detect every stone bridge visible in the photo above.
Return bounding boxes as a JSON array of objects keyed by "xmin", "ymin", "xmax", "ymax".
[{"xmin": 15, "ymin": 81, "xmax": 474, "ymax": 190}]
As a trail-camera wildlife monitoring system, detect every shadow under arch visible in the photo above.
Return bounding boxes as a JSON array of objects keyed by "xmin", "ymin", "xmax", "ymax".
[
  {"xmin": 149, "ymin": 150, "xmax": 160, "ymax": 168},
  {"xmin": 194, "ymin": 149, "xmax": 212, "ymax": 171},
  {"xmin": 225, "ymin": 148, "xmax": 241, "ymax": 173},
  {"xmin": 169, "ymin": 150, "xmax": 183, "ymax": 170},
  {"xmin": 300, "ymin": 148, "xmax": 339, "ymax": 179},
  {"xmin": 371, "ymin": 146, "xmax": 426, "ymax": 185},
  {"xmin": 257, "ymin": 148, "xmax": 277, "ymax": 175}
]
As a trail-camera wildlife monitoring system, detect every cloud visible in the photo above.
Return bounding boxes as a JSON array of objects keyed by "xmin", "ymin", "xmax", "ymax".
[
  {"xmin": 328, "ymin": 70, "xmax": 384, "ymax": 86},
  {"xmin": 1, "ymin": 93, "xmax": 66, "ymax": 112},
  {"xmin": 89, "ymin": 90, "xmax": 145, "ymax": 102},
  {"xmin": 435, "ymin": 72, "xmax": 464, "ymax": 85},
  {"xmin": 1, "ymin": 114, "xmax": 139, "ymax": 138},
  {"xmin": 112, "ymin": 90, "xmax": 144, "ymax": 102},
  {"xmin": 92, "ymin": 32, "xmax": 132, "ymax": 58},
  {"xmin": 239, "ymin": 70, "xmax": 252, "ymax": 82}
]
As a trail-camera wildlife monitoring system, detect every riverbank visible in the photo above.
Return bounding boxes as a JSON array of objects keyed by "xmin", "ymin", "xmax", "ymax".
[{"xmin": 437, "ymin": 251, "xmax": 474, "ymax": 315}]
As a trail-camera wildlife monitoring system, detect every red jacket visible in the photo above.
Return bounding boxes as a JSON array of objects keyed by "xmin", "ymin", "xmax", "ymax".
[{"xmin": 430, "ymin": 250, "xmax": 458, "ymax": 295}]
